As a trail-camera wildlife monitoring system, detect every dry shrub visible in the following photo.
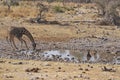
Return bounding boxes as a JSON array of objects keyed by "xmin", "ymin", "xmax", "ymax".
[
  {"xmin": 53, "ymin": 5, "xmax": 65, "ymax": 13},
  {"xmin": 92, "ymin": 0, "xmax": 120, "ymax": 25},
  {"xmin": 3, "ymin": 0, "xmax": 19, "ymax": 11},
  {"xmin": 12, "ymin": 7, "xmax": 37, "ymax": 18}
]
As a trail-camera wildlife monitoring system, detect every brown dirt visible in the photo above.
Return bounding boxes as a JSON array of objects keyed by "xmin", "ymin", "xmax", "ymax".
[
  {"xmin": 0, "ymin": 1, "xmax": 120, "ymax": 80},
  {"xmin": 0, "ymin": 58, "xmax": 120, "ymax": 80}
]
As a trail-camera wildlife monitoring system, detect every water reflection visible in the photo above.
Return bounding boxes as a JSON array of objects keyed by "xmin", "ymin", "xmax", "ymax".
[
  {"xmin": 41, "ymin": 50, "xmax": 79, "ymax": 62},
  {"xmin": 16, "ymin": 49, "xmax": 101, "ymax": 63}
]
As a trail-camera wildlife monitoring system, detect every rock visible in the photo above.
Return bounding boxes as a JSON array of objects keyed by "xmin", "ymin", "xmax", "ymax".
[
  {"xmin": 85, "ymin": 68, "xmax": 89, "ymax": 71},
  {"xmin": 4, "ymin": 74, "xmax": 14, "ymax": 78},
  {"xmin": 91, "ymin": 66, "xmax": 93, "ymax": 68},
  {"xmin": 82, "ymin": 71, "xmax": 86, "ymax": 74},
  {"xmin": 58, "ymin": 67, "xmax": 62, "ymax": 69},
  {"xmin": 79, "ymin": 68, "xmax": 83, "ymax": 70},
  {"xmin": 18, "ymin": 62, "xmax": 23, "ymax": 64},
  {"xmin": 55, "ymin": 75, "xmax": 58, "ymax": 77},
  {"xmin": 84, "ymin": 76, "xmax": 90, "ymax": 79},
  {"xmin": 44, "ymin": 63, "xmax": 51, "ymax": 66},
  {"xmin": 0, "ymin": 60, "xmax": 6, "ymax": 63},
  {"xmin": 25, "ymin": 68, "xmax": 40, "ymax": 73},
  {"xmin": 74, "ymin": 76, "xmax": 78, "ymax": 78},
  {"xmin": 63, "ymin": 78, "xmax": 67, "ymax": 80},
  {"xmin": 12, "ymin": 62, "xmax": 24, "ymax": 65},
  {"xmin": 30, "ymin": 77, "xmax": 40, "ymax": 80},
  {"xmin": 78, "ymin": 74, "xmax": 83, "ymax": 78}
]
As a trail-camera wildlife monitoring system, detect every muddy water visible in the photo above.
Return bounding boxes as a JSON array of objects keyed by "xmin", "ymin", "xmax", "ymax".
[
  {"xmin": 0, "ymin": 38, "xmax": 119, "ymax": 64},
  {"xmin": 40, "ymin": 49, "xmax": 100, "ymax": 62},
  {"xmin": 0, "ymin": 49, "xmax": 115, "ymax": 64}
]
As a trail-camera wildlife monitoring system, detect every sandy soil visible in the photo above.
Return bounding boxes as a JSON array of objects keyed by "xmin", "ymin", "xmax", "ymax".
[
  {"xmin": 0, "ymin": 1, "xmax": 120, "ymax": 80},
  {"xmin": 0, "ymin": 58, "xmax": 120, "ymax": 80}
]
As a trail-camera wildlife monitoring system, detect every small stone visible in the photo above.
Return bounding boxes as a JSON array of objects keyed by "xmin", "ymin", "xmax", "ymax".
[
  {"xmin": 41, "ymin": 78, "xmax": 44, "ymax": 80},
  {"xmin": 6, "ymin": 69, "xmax": 9, "ymax": 71},
  {"xmin": 25, "ymin": 69, "xmax": 30, "ymax": 72},
  {"xmin": 74, "ymin": 76, "xmax": 78, "ymax": 78},
  {"xmin": 91, "ymin": 66, "xmax": 93, "ymax": 68},
  {"xmin": 30, "ymin": 77, "xmax": 39, "ymax": 80},
  {"xmin": 79, "ymin": 68, "xmax": 83, "ymax": 70},
  {"xmin": 78, "ymin": 65, "xmax": 81, "ymax": 67},
  {"xmin": 55, "ymin": 75, "xmax": 58, "ymax": 77},
  {"xmin": 8, "ymin": 62, "xmax": 11, "ymax": 64},
  {"xmin": 85, "ymin": 69, "xmax": 89, "ymax": 71},
  {"xmin": 88, "ymin": 65, "xmax": 90, "ymax": 67},
  {"xmin": 84, "ymin": 76, "xmax": 90, "ymax": 79},
  {"xmin": 44, "ymin": 63, "xmax": 51, "ymax": 66},
  {"xmin": 58, "ymin": 67, "xmax": 61, "ymax": 69},
  {"xmin": 18, "ymin": 62, "xmax": 23, "ymax": 64},
  {"xmin": 45, "ymin": 75, "xmax": 48, "ymax": 77},
  {"xmin": 4, "ymin": 75, "xmax": 14, "ymax": 78},
  {"xmin": 79, "ymin": 74, "xmax": 83, "ymax": 78},
  {"xmin": 63, "ymin": 78, "xmax": 67, "ymax": 80},
  {"xmin": 0, "ymin": 60, "xmax": 5, "ymax": 63},
  {"xmin": 35, "ymin": 77, "xmax": 39, "ymax": 79},
  {"xmin": 82, "ymin": 71, "xmax": 86, "ymax": 73},
  {"xmin": 25, "ymin": 68, "xmax": 40, "ymax": 73}
]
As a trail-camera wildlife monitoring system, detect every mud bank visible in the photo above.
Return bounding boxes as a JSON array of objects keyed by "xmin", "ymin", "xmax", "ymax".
[{"xmin": 0, "ymin": 37, "xmax": 120, "ymax": 64}]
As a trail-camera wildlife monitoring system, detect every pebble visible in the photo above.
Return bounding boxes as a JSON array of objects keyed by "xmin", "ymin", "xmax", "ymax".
[
  {"xmin": 44, "ymin": 63, "xmax": 51, "ymax": 66},
  {"xmin": 85, "ymin": 68, "xmax": 89, "ymax": 71},
  {"xmin": 4, "ymin": 74, "xmax": 14, "ymax": 78},
  {"xmin": 79, "ymin": 68, "xmax": 83, "ymax": 70},
  {"xmin": 30, "ymin": 77, "xmax": 40, "ymax": 80}
]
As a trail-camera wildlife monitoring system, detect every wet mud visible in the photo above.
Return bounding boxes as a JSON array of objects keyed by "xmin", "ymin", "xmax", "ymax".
[{"xmin": 0, "ymin": 37, "xmax": 120, "ymax": 64}]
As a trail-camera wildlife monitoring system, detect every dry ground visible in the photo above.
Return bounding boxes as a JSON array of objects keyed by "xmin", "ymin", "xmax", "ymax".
[
  {"xmin": 0, "ymin": 1, "xmax": 120, "ymax": 80},
  {"xmin": 0, "ymin": 58, "xmax": 120, "ymax": 80},
  {"xmin": 0, "ymin": 1, "xmax": 120, "ymax": 42}
]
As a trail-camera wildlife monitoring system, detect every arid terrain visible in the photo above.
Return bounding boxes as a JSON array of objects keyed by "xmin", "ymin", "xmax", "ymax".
[
  {"xmin": 0, "ymin": 1, "xmax": 120, "ymax": 80},
  {"xmin": 0, "ymin": 58, "xmax": 120, "ymax": 80}
]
